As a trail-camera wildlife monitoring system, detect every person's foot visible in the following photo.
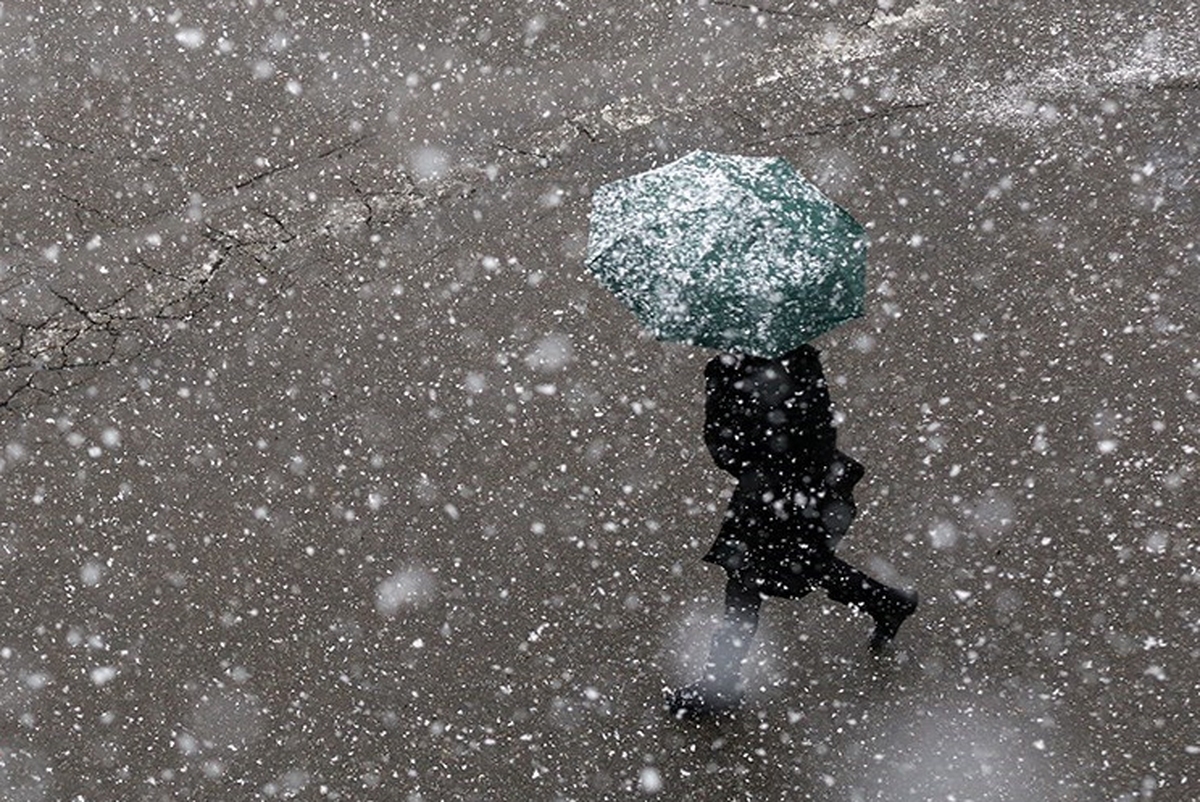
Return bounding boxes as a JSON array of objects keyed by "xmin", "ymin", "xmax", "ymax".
[
  {"xmin": 869, "ymin": 588, "xmax": 919, "ymax": 652},
  {"xmin": 665, "ymin": 680, "xmax": 743, "ymax": 719}
]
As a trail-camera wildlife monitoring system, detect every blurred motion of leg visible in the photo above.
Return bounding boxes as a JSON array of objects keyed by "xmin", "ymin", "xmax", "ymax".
[{"xmin": 667, "ymin": 576, "xmax": 761, "ymax": 717}]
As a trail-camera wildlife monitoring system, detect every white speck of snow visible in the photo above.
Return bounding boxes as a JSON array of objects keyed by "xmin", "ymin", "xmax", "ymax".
[
  {"xmin": 853, "ymin": 333, "xmax": 876, "ymax": 353},
  {"xmin": 1097, "ymin": 439, "xmax": 1119, "ymax": 454},
  {"xmin": 101, "ymin": 428, "xmax": 122, "ymax": 449},
  {"xmin": 524, "ymin": 333, "xmax": 574, "ymax": 373},
  {"xmin": 524, "ymin": 13, "xmax": 547, "ymax": 47},
  {"xmin": 969, "ymin": 494, "xmax": 1016, "ymax": 538},
  {"xmin": 1143, "ymin": 532, "xmax": 1168, "ymax": 554},
  {"xmin": 1031, "ymin": 426, "xmax": 1050, "ymax": 454},
  {"xmin": 286, "ymin": 79, "xmax": 303, "ymax": 96},
  {"xmin": 865, "ymin": 703, "xmax": 1063, "ymax": 796},
  {"xmin": 639, "ymin": 766, "xmax": 663, "ymax": 794},
  {"xmin": 80, "ymin": 561, "xmax": 105, "ymax": 587},
  {"xmin": 927, "ymin": 520, "xmax": 959, "ymax": 549},
  {"xmin": 175, "ymin": 28, "xmax": 206, "ymax": 49},
  {"xmin": 263, "ymin": 768, "xmax": 312, "ymax": 797},
  {"xmin": 375, "ymin": 568, "xmax": 437, "ymax": 616},
  {"xmin": 410, "ymin": 146, "xmax": 452, "ymax": 181},
  {"xmin": 464, "ymin": 372, "xmax": 488, "ymax": 394},
  {"xmin": 176, "ymin": 732, "xmax": 200, "ymax": 755},
  {"xmin": 90, "ymin": 666, "xmax": 118, "ymax": 686}
]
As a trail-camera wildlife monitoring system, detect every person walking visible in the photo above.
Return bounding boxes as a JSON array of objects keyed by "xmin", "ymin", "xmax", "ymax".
[{"xmin": 668, "ymin": 343, "xmax": 918, "ymax": 717}]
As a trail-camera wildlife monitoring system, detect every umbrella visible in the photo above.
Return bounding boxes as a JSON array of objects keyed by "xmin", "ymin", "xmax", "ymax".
[{"xmin": 585, "ymin": 150, "xmax": 866, "ymax": 357}]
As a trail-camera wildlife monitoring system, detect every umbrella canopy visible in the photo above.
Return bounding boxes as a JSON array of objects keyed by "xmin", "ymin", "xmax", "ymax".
[{"xmin": 585, "ymin": 150, "xmax": 866, "ymax": 357}]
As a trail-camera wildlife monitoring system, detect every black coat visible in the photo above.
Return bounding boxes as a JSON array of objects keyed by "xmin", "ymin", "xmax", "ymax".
[{"xmin": 701, "ymin": 344, "xmax": 862, "ymax": 583}]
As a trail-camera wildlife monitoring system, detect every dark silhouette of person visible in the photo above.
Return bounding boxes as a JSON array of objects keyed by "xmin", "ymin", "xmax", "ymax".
[{"xmin": 668, "ymin": 343, "xmax": 918, "ymax": 717}]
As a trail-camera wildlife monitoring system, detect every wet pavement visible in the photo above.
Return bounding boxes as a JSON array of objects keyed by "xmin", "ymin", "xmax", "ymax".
[{"xmin": 2, "ymin": 1, "xmax": 1198, "ymax": 799}]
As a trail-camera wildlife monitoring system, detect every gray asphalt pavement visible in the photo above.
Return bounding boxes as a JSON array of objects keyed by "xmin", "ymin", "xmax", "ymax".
[{"xmin": 2, "ymin": 1, "xmax": 1198, "ymax": 799}]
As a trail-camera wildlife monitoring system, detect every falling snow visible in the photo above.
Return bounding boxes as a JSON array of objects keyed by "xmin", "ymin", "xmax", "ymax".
[
  {"xmin": 0, "ymin": 1, "xmax": 1197, "ymax": 800},
  {"xmin": 375, "ymin": 567, "xmax": 438, "ymax": 616}
]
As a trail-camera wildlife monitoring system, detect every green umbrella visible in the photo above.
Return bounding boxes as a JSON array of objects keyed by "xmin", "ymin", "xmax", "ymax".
[{"xmin": 585, "ymin": 150, "xmax": 866, "ymax": 357}]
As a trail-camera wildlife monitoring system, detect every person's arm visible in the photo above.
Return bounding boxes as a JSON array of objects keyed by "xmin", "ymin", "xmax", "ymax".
[
  {"xmin": 776, "ymin": 348, "xmax": 837, "ymax": 477},
  {"xmin": 704, "ymin": 357, "xmax": 747, "ymax": 474},
  {"xmin": 827, "ymin": 450, "xmax": 865, "ymax": 495}
]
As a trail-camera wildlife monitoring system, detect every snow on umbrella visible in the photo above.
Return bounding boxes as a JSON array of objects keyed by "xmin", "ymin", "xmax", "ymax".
[{"xmin": 585, "ymin": 150, "xmax": 867, "ymax": 357}]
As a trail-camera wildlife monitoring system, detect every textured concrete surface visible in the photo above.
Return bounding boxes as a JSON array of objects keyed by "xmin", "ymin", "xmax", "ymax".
[{"xmin": 2, "ymin": 1, "xmax": 1198, "ymax": 800}]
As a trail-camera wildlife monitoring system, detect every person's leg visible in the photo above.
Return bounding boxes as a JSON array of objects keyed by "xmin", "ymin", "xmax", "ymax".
[
  {"xmin": 818, "ymin": 558, "xmax": 918, "ymax": 651},
  {"xmin": 701, "ymin": 575, "xmax": 762, "ymax": 689},
  {"xmin": 668, "ymin": 574, "xmax": 762, "ymax": 716}
]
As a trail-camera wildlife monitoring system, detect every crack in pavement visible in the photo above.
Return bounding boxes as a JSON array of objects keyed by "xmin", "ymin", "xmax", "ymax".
[
  {"xmin": 53, "ymin": 189, "xmax": 118, "ymax": 230},
  {"xmin": 0, "ymin": 135, "xmax": 491, "ymax": 414},
  {"xmin": 230, "ymin": 133, "xmax": 378, "ymax": 193},
  {"xmin": 0, "ymin": 244, "xmax": 230, "ymax": 399}
]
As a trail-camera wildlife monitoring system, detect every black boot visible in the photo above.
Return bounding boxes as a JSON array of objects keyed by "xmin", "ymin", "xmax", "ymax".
[
  {"xmin": 819, "ymin": 559, "xmax": 918, "ymax": 651},
  {"xmin": 667, "ymin": 602, "xmax": 756, "ymax": 719},
  {"xmin": 666, "ymin": 678, "xmax": 744, "ymax": 719},
  {"xmin": 868, "ymin": 587, "xmax": 918, "ymax": 652}
]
